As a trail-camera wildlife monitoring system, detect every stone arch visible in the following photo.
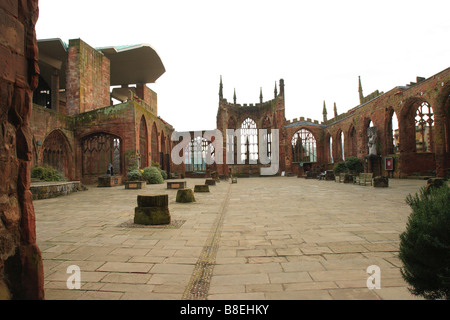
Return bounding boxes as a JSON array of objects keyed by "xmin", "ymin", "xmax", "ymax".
[
  {"xmin": 335, "ymin": 129, "xmax": 344, "ymax": 162},
  {"xmin": 399, "ymin": 97, "xmax": 429, "ymax": 153},
  {"xmin": 151, "ymin": 122, "xmax": 159, "ymax": 165},
  {"xmin": 41, "ymin": 129, "xmax": 73, "ymax": 180},
  {"xmin": 361, "ymin": 117, "xmax": 374, "ymax": 156},
  {"xmin": 386, "ymin": 108, "xmax": 400, "ymax": 154},
  {"xmin": 347, "ymin": 124, "xmax": 357, "ymax": 157},
  {"xmin": 160, "ymin": 130, "xmax": 167, "ymax": 171},
  {"xmin": 81, "ymin": 132, "xmax": 122, "ymax": 178},
  {"xmin": 325, "ymin": 132, "xmax": 333, "ymax": 164},
  {"xmin": 240, "ymin": 117, "xmax": 258, "ymax": 163},
  {"xmin": 139, "ymin": 115, "xmax": 148, "ymax": 168},
  {"xmin": 291, "ymin": 128, "xmax": 317, "ymax": 163}
]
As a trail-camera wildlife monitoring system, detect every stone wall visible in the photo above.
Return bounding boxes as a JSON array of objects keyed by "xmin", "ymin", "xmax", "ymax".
[
  {"xmin": 66, "ymin": 39, "xmax": 110, "ymax": 116},
  {"xmin": 0, "ymin": 0, "xmax": 44, "ymax": 299}
]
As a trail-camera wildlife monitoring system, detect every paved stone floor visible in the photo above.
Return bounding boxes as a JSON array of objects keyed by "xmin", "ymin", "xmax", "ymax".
[{"xmin": 34, "ymin": 177, "xmax": 428, "ymax": 300}]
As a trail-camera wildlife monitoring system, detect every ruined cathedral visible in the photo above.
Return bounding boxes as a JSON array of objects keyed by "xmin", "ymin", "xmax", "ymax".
[
  {"xmin": 1, "ymin": 0, "xmax": 450, "ymax": 299},
  {"xmin": 213, "ymin": 71, "xmax": 450, "ymax": 179},
  {"xmin": 26, "ymin": 36, "xmax": 450, "ymax": 182}
]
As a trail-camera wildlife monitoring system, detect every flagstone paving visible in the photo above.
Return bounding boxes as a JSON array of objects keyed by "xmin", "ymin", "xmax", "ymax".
[{"xmin": 34, "ymin": 177, "xmax": 428, "ymax": 300}]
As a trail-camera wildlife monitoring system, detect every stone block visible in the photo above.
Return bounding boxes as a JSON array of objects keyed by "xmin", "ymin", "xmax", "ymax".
[
  {"xmin": 325, "ymin": 170, "xmax": 335, "ymax": 181},
  {"xmin": 373, "ymin": 176, "xmax": 389, "ymax": 188},
  {"xmin": 176, "ymin": 189, "xmax": 196, "ymax": 203},
  {"xmin": 137, "ymin": 194, "xmax": 168, "ymax": 208},
  {"xmin": 125, "ymin": 181, "xmax": 146, "ymax": 189},
  {"xmin": 167, "ymin": 181, "xmax": 186, "ymax": 189},
  {"xmin": 194, "ymin": 185, "xmax": 210, "ymax": 192},
  {"xmin": 134, "ymin": 207, "xmax": 170, "ymax": 225},
  {"xmin": 98, "ymin": 175, "xmax": 121, "ymax": 187}
]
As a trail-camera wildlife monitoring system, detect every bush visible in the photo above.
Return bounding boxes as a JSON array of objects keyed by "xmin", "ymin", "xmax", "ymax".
[
  {"xmin": 127, "ymin": 169, "xmax": 143, "ymax": 181},
  {"xmin": 333, "ymin": 161, "xmax": 347, "ymax": 174},
  {"xmin": 399, "ymin": 184, "xmax": 450, "ymax": 300},
  {"xmin": 142, "ymin": 166, "xmax": 164, "ymax": 184},
  {"xmin": 31, "ymin": 165, "xmax": 66, "ymax": 182},
  {"xmin": 159, "ymin": 168, "xmax": 167, "ymax": 180},
  {"xmin": 345, "ymin": 157, "xmax": 364, "ymax": 173}
]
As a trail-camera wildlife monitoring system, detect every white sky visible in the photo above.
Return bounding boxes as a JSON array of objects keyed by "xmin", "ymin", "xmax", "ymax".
[{"xmin": 36, "ymin": 0, "xmax": 450, "ymax": 132}]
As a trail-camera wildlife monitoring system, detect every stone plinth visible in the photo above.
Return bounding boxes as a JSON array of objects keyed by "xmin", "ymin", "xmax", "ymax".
[
  {"xmin": 167, "ymin": 181, "xmax": 187, "ymax": 189},
  {"xmin": 325, "ymin": 170, "xmax": 335, "ymax": 181},
  {"xmin": 176, "ymin": 189, "xmax": 196, "ymax": 203},
  {"xmin": 98, "ymin": 175, "xmax": 122, "ymax": 187},
  {"xmin": 194, "ymin": 185, "xmax": 210, "ymax": 193},
  {"xmin": 373, "ymin": 176, "xmax": 389, "ymax": 188},
  {"xmin": 134, "ymin": 194, "xmax": 170, "ymax": 225}
]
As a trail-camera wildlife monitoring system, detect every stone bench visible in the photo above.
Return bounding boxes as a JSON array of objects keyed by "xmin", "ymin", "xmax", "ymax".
[
  {"xmin": 167, "ymin": 181, "xmax": 187, "ymax": 189},
  {"xmin": 205, "ymin": 179, "xmax": 216, "ymax": 186},
  {"xmin": 134, "ymin": 194, "xmax": 170, "ymax": 225},
  {"xmin": 354, "ymin": 173, "xmax": 373, "ymax": 186}
]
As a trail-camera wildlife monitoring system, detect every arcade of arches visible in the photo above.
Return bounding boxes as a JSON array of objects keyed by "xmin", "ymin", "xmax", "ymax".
[{"xmin": 215, "ymin": 70, "xmax": 450, "ymax": 179}]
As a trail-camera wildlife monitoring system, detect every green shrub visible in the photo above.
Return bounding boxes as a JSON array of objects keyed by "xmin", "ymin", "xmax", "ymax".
[
  {"xmin": 127, "ymin": 169, "xmax": 143, "ymax": 181},
  {"xmin": 333, "ymin": 161, "xmax": 347, "ymax": 174},
  {"xmin": 158, "ymin": 168, "xmax": 167, "ymax": 180},
  {"xmin": 345, "ymin": 157, "xmax": 364, "ymax": 173},
  {"xmin": 31, "ymin": 165, "xmax": 66, "ymax": 182},
  {"xmin": 142, "ymin": 166, "xmax": 164, "ymax": 184},
  {"xmin": 399, "ymin": 184, "xmax": 450, "ymax": 300}
]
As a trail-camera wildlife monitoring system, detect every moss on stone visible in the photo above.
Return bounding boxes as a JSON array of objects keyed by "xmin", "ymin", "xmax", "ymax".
[
  {"xmin": 134, "ymin": 207, "xmax": 170, "ymax": 225},
  {"xmin": 194, "ymin": 185, "xmax": 210, "ymax": 193},
  {"xmin": 176, "ymin": 189, "xmax": 196, "ymax": 203}
]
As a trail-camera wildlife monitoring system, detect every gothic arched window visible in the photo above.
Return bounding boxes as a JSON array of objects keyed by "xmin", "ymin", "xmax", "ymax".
[
  {"xmin": 241, "ymin": 118, "xmax": 258, "ymax": 163},
  {"xmin": 291, "ymin": 129, "xmax": 317, "ymax": 163}
]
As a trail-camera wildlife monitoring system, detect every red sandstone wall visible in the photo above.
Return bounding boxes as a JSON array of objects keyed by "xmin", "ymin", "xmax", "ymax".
[
  {"xmin": 136, "ymin": 84, "xmax": 158, "ymax": 115},
  {"xmin": 0, "ymin": 0, "xmax": 44, "ymax": 299},
  {"xmin": 321, "ymin": 68, "xmax": 450, "ymax": 177},
  {"xmin": 66, "ymin": 39, "xmax": 110, "ymax": 116}
]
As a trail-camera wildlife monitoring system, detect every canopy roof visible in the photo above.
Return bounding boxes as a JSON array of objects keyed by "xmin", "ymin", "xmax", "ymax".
[{"xmin": 37, "ymin": 38, "xmax": 166, "ymax": 89}]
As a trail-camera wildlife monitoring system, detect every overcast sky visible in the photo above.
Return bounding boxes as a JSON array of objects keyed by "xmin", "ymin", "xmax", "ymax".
[{"xmin": 36, "ymin": 0, "xmax": 450, "ymax": 131}]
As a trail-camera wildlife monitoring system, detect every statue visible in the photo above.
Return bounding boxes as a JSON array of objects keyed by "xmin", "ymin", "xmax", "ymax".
[
  {"xmin": 367, "ymin": 127, "xmax": 377, "ymax": 156},
  {"xmin": 107, "ymin": 163, "xmax": 114, "ymax": 176}
]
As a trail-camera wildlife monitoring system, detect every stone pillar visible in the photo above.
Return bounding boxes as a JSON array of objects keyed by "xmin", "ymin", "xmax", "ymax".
[
  {"xmin": 51, "ymin": 69, "xmax": 59, "ymax": 112},
  {"xmin": 0, "ymin": 0, "xmax": 44, "ymax": 300}
]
